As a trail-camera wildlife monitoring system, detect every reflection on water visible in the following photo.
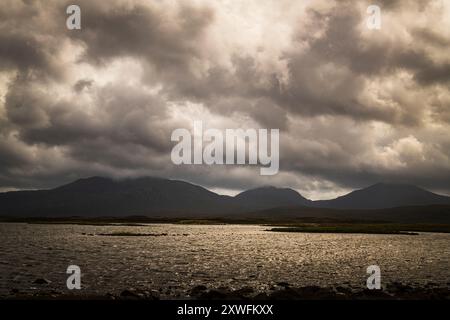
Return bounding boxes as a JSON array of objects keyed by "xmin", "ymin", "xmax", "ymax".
[{"xmin": 0, "ymin": 223, "xmax": 449, "ymax": 298}]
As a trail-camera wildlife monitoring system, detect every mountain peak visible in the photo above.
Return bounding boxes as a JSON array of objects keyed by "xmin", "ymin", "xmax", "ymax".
[
  {"xmin": 235, "ymin": 186, "xmax": 310, "ymax": 210},
  {"xmin": 55, "ymin": 176, "xmax": 115, "ymax": 191},
  {"xmin": 315, "ymin": 182, "xmax": 450, "ymax": 209},
  {"xmin": 1, "ymin": 177, "xmax": 449, "ymax": 217},
  {"xmin": 236, "ymin": 186, "xmax": 304, "ymax": 198}
]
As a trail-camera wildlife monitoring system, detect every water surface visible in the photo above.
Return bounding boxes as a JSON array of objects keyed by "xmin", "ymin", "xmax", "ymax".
[{"xmin": 0, "ymin": 223, "xmax": 449, "ymax": 298}]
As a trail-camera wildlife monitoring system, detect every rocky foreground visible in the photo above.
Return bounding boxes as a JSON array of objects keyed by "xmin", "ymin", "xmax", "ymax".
[{"xmin": 3, "ymin": 282, "xmax": 450, "ymax": 300}]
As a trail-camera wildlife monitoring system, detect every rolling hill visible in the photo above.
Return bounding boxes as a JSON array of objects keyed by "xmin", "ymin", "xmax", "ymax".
[
  {"xmin": 234, "ymin": 186, "xmax": 312, "ymax": 210},
  {"xmin": 0, "ymin": 177, "xmax": 450, "ymax": 223},
  {"xmin": 314, "ymin": 183, "xmax": 450, "ymax": 209}
]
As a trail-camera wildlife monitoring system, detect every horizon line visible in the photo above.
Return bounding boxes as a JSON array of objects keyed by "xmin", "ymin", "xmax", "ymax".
[{"xmin": 2, "ymin": 175, "xmax": 450, "ymax": 201}]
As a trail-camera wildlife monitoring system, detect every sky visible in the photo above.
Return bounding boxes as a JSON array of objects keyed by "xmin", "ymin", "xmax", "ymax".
[{"xmin": 0, "ymin": 0, "xmax": 450, "ymax": 199}]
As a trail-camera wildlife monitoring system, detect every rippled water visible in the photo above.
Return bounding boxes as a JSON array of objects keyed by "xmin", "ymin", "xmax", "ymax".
[{"xmin": 0, "ymin": 223, "xmax": 449, "ymax": 298}]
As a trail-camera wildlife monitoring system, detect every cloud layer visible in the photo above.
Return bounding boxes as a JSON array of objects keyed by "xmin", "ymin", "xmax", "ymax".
[{"xmin": 1, "ymin": 0, "xmax": 449, "ymax": 199}]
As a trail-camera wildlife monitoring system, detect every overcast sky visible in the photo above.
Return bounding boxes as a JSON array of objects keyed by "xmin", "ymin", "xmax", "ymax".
[{"xmin": 1, "ymin": 0, "xmax": 449, "ymax": 199}]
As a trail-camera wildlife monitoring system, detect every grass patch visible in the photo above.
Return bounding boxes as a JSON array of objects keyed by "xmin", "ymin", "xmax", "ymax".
[
  {"xmin": 97, "ymin": 232, "xmax": 168, "ymax": 237},
  {"xmin": 2, "ymin": 217, "xmax": 450, "ymax": 234},
  {"xmin": 268, "ymin": 226, "xmax": 418, "ymax": 235},
  {"xmin": 266, "ymin": 223, "xmax": 450, "ymax": 235},
  {"xmin": 269, "ymin": 223, "xmax": 450, "ymax": 233}
]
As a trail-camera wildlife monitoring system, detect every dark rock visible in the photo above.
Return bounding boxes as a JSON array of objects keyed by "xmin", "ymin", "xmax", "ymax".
[
  {"xmin": 235, "ymin": 286, "xmax": 254, "ymax": 296},
  {"xmin": 269, "ymin": 287, "xmax": 303, "ymax": 300},
  {"xmin": 356, "ymin": 289, "xmax": 394, "ymax": 300},
  {"xmin": 296, "ymin": 286, "xmax": 338, "ymax": 299},
  {"xmin": 120, "ymin": 289, "xmax": 142, "ymax": 298},
  {"xmin": 276, "ymin": 282, "xmax": 290, "ymax": 287},
  {"xmin": 429, "ymin": 287, "xmax": 450, "ymax": 300},
  {"xmin": 148, "ymin": 290, "xmax": 160, "ymax": 300},
  {"xmin": 253, "ymin": 292, "xmax": 269, "ymax": 300},
  {"xmin": 198, "ymin": 289, "xmax": 229, "ymax": 300},
  {"xmin": 197, "ymin": 288, "xmax": 243, "ymax": 300},
  {"xmin": 335, "ymin": 286, "xmax": 352, "ymax": 295},
  {"xmin": 387, "ymin": 282, "xmax": 413, "ymax": 295},
  {"xmin": 33, "ymin": 278, "xmax": 51, "ymax": 285},
  {"xmin": 267, "ymin": 286, "xmax": 343, "ymax": 300},
  {"xmin": 105, "ymin": 293, "xmax": 116, "ymax": 300},
  {"xmin": 190, "ymin": 285, "xmax": 208, "ymax": 296}
]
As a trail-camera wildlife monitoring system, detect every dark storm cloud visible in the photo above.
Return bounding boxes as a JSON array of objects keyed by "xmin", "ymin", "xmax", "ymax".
[
  {"xmin": 0, "ymin": 1, "xmax": 65, "ymax": 79},
  {"xmin": 0, "ymin": 137, "xmax": 29, "ymax": 169},
  {"xmin": 413, "ymin": 63, "xmax": 450, "ymax": 85},
  {"xmin": 0, "ymin": 34, "xmax": 48, "ymax": 72},
  {"xmin": 73, "ymin": 79, "xmax": 94, "ymax": 92},
  {"xmin": 67, "ymin": 0, "xmax": 214, "ymax": 71},
  {"xmin": 0, "ymin": 0, "xmax": 449, "ymax": 197},
  {"xmin": 0, "ymin": 0, "xmax": 217, "ymax": 190},
  {"xmin": 268, "ymin": 3, "xmax": 450, "ymax": 126},
  {"xmin": 414, "ymin": 28, "xmax": 450, "ymax": 48},
  {"xmin": 129, "ymin": 1, "xmax": 450, "ymax": 128},
  {"xmin": 5, "ymin": 76, "xmax": 173, "ymax": 152}
]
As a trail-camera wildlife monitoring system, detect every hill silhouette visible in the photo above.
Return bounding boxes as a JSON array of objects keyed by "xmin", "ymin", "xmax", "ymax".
[
  {"xmin": 314, "ymin": 183, "xmax": 450, "ymax": 209},
  {"xmin": 235, "ymin": 186, "xmax": 312, "ymax": 210},
  {"xmin": 0, "ymin": 177, "xmax": 449, "ymax": 222}
]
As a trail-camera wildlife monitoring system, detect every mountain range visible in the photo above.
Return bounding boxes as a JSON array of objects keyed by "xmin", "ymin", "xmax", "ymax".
[{"xmin": 0, "ymin": 176, "xmax": 450, "ymax": 222}]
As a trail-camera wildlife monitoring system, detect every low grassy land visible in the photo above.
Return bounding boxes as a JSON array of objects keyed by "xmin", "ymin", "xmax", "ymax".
[
  {"xmin": 1, "ymin": 216, "xmax": 450, "ymax": 234},
  {"xmin": 97, "ymin": 232, "xmax": 168, "ymax": 237},
  {"xmin": 267, "ymin": 223, "xmax": 450, "ymax": 235},
  {"xmin": 0, "ymin": 216, "xmax": 296, "ymax": 226}
]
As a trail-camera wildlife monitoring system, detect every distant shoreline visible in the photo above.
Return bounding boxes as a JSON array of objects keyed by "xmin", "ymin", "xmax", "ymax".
[
  {"xmin": 1, "ymin": 217, "xmax": 450, "ymax": 234},
  {"xmin": 268, "ymin": 227, "xmax": 419, "ymax": 235}
]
